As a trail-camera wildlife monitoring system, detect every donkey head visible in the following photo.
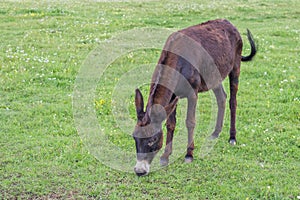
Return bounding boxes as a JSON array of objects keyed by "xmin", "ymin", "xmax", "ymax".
[{"xmin": 133, "ymin": 89, "xmax": 178, "ymax": 176}]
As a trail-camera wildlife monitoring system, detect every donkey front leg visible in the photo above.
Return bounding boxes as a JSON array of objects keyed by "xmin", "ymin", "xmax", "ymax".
[
  {"xmin": 185, "ymin": 94, "xmax": 197, "ymax": 163},
  {"xmin": 160, "ymin": 107, "xmax": 177, "ymax": 166}
]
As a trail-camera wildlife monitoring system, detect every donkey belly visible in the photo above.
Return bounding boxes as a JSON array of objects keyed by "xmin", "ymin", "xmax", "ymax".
[{"xmin": 174, "ymin": 56, "xmax": 225, "ymax": 98}]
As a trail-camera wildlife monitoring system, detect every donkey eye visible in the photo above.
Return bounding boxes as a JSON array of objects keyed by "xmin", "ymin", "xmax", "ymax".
[
  {"xmin": 148, "ymin": 140, "xmax": 154, "ymax": 147},
  {"xmin": 148, "ymin": 136, "xmax": 158, "ymax": 147}
]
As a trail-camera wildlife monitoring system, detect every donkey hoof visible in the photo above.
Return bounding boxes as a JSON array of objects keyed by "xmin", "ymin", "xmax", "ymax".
[
  {"xmin": 229, "ymin": 139, "xmax": 237, "ymax": 146},
  {"xmin": 209, "ymin": 134, "xmax": 219, "ymax": 140},
  {"xmin": 160, "ymin": 157, "xmax": 169, "ymax": 166},
  {"xmin": 184, "ymin": 156, "xmax": 193, "ymax": 163}
]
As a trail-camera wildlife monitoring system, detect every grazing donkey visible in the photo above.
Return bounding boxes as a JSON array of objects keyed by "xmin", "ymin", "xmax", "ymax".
[{"xmin": 133, "ymin": 19, "xmax": 256, "ymax": 176}]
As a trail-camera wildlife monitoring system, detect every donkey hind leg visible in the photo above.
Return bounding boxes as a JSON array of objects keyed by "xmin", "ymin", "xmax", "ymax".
[
  {"xmin": 210, "ymin": 84, "xmax": 227, "ymax": 139},
  {"xmin": 160, "ymin": 105, "xmax": 177, "ymax": 166},
  {"xmin": 228, "ymin": 71, "xmax": 239, "ymax": 145},
  {"xmin": 185, "ymin": 93, "xmax": 198, "ymax": 163}
]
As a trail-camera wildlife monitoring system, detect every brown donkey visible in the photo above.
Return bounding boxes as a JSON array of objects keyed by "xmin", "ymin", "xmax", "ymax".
[{"xmin": 133, "ymin": 19, "xmax": 257, "ymax": 176}]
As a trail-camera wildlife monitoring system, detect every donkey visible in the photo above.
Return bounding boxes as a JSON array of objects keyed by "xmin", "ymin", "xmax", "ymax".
[{"xmin": 133, "ymin": 19, "xmax": 257, "ymax": 176}]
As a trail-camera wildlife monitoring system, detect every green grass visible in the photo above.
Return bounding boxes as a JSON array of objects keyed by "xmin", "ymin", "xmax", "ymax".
[{"xmin": 1, "ymin": 0, "xmax": 299, "ymax": 199}]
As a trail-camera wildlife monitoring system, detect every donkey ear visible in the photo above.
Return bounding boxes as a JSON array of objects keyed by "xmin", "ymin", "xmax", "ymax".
[
  {"xmin": 164, "ymin": 97, "xmax": 179, "ymax": 116},
  {"xmin": 135, "ymin": 89, "xmax": 145, "ymax": 120}
]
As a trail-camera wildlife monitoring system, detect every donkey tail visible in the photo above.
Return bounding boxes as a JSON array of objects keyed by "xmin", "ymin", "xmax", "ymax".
[{"xmin": 241, "ymin": 29, "xmax": 257, "ymax": 62}]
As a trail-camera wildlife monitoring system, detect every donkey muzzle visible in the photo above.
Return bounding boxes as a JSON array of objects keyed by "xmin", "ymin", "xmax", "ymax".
[{"xmin": 134, "ymin": 160, "xmax": 150, "ymax": 176}]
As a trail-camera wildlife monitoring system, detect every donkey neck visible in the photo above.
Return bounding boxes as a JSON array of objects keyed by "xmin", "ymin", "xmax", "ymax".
[
  {"xmin": 148, "ymin": 84, "xmax": 173, "ymax": 106},
  {"xmin": 145, "ymin": 51, "xmax": 178, "ymax": 117},
  {"xmin": 143, "ymin": 83, "xmax": 173, "ymax": 124}
]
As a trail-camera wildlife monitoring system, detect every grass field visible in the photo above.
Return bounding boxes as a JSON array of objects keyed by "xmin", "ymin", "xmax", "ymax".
[{"xmin": 1, "ymin": 0, "xmax": 299, "ymax": 199}]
